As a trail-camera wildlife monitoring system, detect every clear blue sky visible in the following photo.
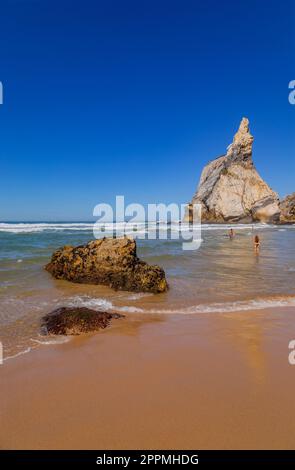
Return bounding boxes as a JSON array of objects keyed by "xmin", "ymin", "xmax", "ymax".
[{"xmin": 0, "ymin": 0, "xmax": 294, "ymax": 221}]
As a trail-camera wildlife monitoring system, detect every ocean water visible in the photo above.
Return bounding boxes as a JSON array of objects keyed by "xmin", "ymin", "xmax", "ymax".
[{"xmin": 1, "ymin": 221, "xmax": 295, "ymax": 360}]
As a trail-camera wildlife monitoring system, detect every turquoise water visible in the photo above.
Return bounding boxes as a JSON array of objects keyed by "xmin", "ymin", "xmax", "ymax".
[{"xmin": 1, "ymin": 222, "xmax": 295, "ymax": 359}]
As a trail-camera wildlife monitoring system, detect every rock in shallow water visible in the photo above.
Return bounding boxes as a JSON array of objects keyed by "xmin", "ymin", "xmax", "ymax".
[
  {"xmin": 42, "ymin": 307, "xmax": 124, "ymax": 335},
  {"xmin": 280, "ymin": 193, "xmax": 295, "ymax": 223},
  {"xmin": 45, "ymin": 237, "xmax": 168, "ymax": 293}
]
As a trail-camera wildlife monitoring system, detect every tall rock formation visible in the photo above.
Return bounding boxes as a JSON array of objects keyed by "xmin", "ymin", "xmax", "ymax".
[{"xmin": 186, "ymin": 118, "xmax": 280, "ymax": 223}]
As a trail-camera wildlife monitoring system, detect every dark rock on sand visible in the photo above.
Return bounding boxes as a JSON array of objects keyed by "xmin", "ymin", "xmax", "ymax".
[
  {"xmin": 42, "ymin": 307, "xmax": 124, "ymax": 335},
  {"xmin": 45, "ymin": 237, "xmax": 168, "ymax": 293},
  {"xmin": 280, "ymin": 193, "xmax": 295, "ymax": 223}
]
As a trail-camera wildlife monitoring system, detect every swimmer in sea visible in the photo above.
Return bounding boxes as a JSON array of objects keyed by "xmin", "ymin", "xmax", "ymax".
[
  {"xmin": 229, "ymin": 228, "xmax": 235, "ymax": 239},
  {"xmin": 253, "ymin": 234, "xmax": 260, "ymax": 254}
]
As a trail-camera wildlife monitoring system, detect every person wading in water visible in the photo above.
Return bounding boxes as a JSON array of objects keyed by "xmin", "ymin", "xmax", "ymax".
[
  {"xmin": 229, "ymin": 228, "xmax": 235, "ymax": 239},
  {"xmin": 253, "ymin": 234, "xmax": 260, "ymax": 254}
]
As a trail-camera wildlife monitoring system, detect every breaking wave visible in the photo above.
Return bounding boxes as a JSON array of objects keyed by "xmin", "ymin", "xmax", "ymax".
[
  {"xmin": 3, "ymin": 347, "xmax": 32, "ymax": 362},
  {"xmin": 1, "ymin": 221, "xmax": 291, "ymax": 234},
  {"xmin": 66, "ymin": 294, "xmax": 295, "ymax": 315},
  {"xmin": 31, "ymin": 336, "xmax": 71, "ymax": 346}
]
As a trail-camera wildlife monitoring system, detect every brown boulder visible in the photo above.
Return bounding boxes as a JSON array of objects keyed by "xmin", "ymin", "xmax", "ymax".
[
  {"xmin": 45, "ymin": 237, "xmax": 168, "ymax": 293},
  {"xmin": 42, "ymin": 307, "xmax": 124, "ymax": 335}
]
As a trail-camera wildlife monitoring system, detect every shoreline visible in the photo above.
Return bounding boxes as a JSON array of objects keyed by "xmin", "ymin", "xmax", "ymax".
[
  {"xmin": 2, "ymin": 306, "xmax": 295, "ymax": 449},
  {"xmin": 3, "ymin": 291, "xmax": 295, "ymax": 363}
]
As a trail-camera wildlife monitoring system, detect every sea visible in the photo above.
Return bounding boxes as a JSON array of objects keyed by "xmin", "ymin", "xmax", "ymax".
[{"xmin": 1, "ymin": 221, "xmax": 295, "ymax": 361}]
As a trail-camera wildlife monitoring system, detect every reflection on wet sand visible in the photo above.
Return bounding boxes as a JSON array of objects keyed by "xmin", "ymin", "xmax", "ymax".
[{"xmin": 218, "ymin": 310, "xmax": 284, "ymax": 384}]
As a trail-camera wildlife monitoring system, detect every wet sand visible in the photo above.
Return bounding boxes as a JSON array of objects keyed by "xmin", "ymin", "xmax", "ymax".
[{"xmin": 1, "ymin": 307, "xmax": 295, "ymax": 449}]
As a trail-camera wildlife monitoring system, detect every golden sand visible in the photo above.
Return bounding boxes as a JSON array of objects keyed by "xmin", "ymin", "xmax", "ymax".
[{"xmin": 1, "ymin": 308, "xmax": 295, "ymax": 449}]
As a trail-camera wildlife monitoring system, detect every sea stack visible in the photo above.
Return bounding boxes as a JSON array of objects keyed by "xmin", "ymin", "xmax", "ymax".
[
  {"xmin": 45, "ymin": 237, "xmax": 168, "ymax": 293},
  {"xmin": 186, "ymin": 118, "xmax": 280, "ymax": 223}
]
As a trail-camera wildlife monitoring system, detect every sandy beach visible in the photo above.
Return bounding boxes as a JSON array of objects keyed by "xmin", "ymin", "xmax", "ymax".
[{"xmin": 2, "ymin": 306, "xmax": 295, "ymax": 449}]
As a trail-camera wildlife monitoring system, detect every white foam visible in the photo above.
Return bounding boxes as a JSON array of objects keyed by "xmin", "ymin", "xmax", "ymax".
[
  {"xmin": 113, "ymin": 305, "xmax": 144, "ymax": 313},
  {"xmin": 125, "ymin": 292, "xmax": 153, "ymax": 300},
  {"xmin": 66, "ymin": 295, "xmax": 144, "ymax": 313},
  {"xmin": 0, "ymin": 221, "xmax": 293, "ymax": 234},
  {"xmin": 31, "ymin": 336, "xmax": 70, "ymax": 345},
  {"xmin": 0, "ymin": 222, "xmax": 95, "ymax": 233},
  {"xmin": 146, "ymin": 297, "xmax": 295, "ymax": 314},
  {"xmin": 3, "ymin": 347, "xmax": 32, "ymax": 362},
  {"xmin": 66, "ymin": 296, "xmax": 114, "ymax": 311},
  {"xmin": 66, "ymin": 295, "xmax": 295, "ymax": 316}
]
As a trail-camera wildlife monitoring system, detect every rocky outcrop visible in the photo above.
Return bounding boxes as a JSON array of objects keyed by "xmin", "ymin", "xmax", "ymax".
[
  {"xmin": 280, "ymin": 193, "xmax": 295, "ymax": 223},
  {"xmin": 42, "ymin": 307, "xmax": 124, "ymax": 335},
  {"xmin": 45, "ymin": 237, "xmax": 168, "ymax": 293},
  {"xmin": 186, "ymin": 118, "xmax": 280, "ymax": 223}
]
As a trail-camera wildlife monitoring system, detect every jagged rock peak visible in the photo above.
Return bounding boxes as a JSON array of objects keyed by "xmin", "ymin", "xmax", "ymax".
[
  {"xmin": 233, "ymin": 117, "xmax": 251, "ymax": 142},
  {"xmin": 226, "ymin": 117, "xmax": 254, "ymax": 167}
]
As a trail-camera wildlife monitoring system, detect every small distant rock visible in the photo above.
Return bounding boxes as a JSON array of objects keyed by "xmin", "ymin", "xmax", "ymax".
[
  {"xmin": 280, "ymin": 193, "xmax": 295, "ymax": 223},
  {"xmin": 42, "ymin": 307, "xmax": 124, "ymax": 335},
  {"xmin": 45, "ymin": 237, "xmax": 168, "ymax": 293}
]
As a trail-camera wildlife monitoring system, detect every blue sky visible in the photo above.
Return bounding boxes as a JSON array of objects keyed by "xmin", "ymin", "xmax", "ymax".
[{"xmin": 0, "ymin": 0, "xmax": 294, "ymax": 221}]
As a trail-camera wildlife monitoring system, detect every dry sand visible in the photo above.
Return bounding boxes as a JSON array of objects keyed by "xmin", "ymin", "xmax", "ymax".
[{"xmin": 1, "ymin": 308, "xmax": 295, "ymax": 449}]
